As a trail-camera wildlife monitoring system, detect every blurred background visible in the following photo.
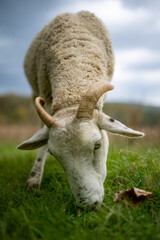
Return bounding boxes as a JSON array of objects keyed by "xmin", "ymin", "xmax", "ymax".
[{"xmin": 0, "ymin": 0, "xmax": 160, "ymax": 147}]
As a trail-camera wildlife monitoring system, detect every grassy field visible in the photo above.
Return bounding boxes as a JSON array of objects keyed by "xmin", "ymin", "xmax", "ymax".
[{"xmin": 0, "ymin": 141, "xmax": 160, "ymax": 240}]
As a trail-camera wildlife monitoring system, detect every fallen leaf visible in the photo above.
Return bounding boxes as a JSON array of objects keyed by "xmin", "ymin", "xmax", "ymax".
[{"xmin": 114, "ymin": 187, "xmax": 152, "ymax": 205}]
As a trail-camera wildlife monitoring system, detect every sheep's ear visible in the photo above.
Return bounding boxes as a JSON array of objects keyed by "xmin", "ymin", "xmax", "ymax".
[
  {"xmin": 17, "ymin": 126, "xmax": 49, "ymax": 150},
  {"xmin": 98, "ymin": 113, "xmax": 145, "ymax": 138}
]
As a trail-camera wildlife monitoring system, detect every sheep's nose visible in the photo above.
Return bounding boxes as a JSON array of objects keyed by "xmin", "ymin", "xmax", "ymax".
[{"xmin": 91, "ymin": 201, "xmax": 102, "ymax": 210}]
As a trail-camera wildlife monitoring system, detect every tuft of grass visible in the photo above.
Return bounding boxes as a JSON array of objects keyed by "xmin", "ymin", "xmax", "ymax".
[{"xmin": 0, "ymin": 143, "xmax": 160, "ymax": 240}]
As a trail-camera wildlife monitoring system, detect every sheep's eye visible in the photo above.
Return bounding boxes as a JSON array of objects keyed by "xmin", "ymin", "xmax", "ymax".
[{"xmin": 94, "ymin": 142, "xmax": 101, "ymax": 150}]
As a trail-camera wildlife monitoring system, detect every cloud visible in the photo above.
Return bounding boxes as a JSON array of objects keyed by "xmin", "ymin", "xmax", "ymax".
[
  {"xmin": 107, "ymin": 81, "xmax": 160, "ymax": 107},
  {"xmin": 0, "ymin": 37, "xmax": 13, "ymax": 48},
  {"xmin": 115, "ymin": 48, "xmax": 160, "ymax": 67},
  {"xmin": 113, "ymin": 48, "xmax": 160, "ymax": 85},
  {"xmin": 115, "ymin": 68, "xmax": 160, "ymax": 85},
  {"xmin": 0, "ymin": 38, "xmax": 23, "ymax": 76},
  {"xmin": 144, "ymin": 97, "xmax": 160, "ymax": 107},
  {"xmin": 155, "ymin": 19, "xmax": 160, "ymax": 31},
  {"xmin": 45, "ymin": 0, "xmax": 151, "ymax": 31},
  {"xmin": 107, "ymin": 47, "xmax": 160, "ymax": 106}
]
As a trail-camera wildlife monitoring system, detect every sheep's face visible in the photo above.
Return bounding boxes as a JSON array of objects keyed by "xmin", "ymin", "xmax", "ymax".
[
  {"xmin": 48, "ymin": 119, "xmax": 108, "ymax": 209},
  {"xmin": 17, "ymin": 107, "xmax": 144, "ymax": 210}
]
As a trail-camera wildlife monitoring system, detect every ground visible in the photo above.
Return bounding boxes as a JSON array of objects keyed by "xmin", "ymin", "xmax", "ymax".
[{"xmin": 0, "ymin": 141, "xmax": 160, "ymax": 240}]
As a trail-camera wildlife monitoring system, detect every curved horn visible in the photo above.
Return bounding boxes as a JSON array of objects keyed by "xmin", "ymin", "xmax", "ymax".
[
  {"xmin": 76, "ymin": 82, "xmax": 114, "ymax": 119},
  {"xmin": 35, "ymin": 97, "xmax": 58, "ymax": 128}
]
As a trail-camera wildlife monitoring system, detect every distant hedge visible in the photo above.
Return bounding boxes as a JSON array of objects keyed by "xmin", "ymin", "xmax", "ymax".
[{"xmin": 0, "ymin": 94, "xmax": 160, "ymax": 127}]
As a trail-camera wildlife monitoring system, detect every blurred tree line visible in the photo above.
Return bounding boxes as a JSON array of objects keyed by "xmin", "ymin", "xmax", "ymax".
[
  {"xmin": 0, "ymin": 94, "xmax": 160, "ymax": 127},
  {"xmin": 0, "ymin": 95, "xmax": 39, "ymax": 125},
  {"xmin": 103, "ymin": 103, "xmax": 160, "ymax": 128}
]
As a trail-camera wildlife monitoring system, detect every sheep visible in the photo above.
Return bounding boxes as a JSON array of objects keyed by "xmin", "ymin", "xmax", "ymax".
[{"xmin": 17, "ymin": 11, "xmax": 144, "ymax": 210}]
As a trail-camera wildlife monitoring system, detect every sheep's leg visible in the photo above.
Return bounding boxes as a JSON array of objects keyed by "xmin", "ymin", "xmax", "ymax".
[{"xmin": 26, "ymin": 145, "xmax": 48, "ymax": 190}]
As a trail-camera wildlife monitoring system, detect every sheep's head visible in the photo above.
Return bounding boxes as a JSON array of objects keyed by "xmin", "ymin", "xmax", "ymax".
[{"xmin": 17, "ymin": 82, "xmax": 144, "ymax": 209}]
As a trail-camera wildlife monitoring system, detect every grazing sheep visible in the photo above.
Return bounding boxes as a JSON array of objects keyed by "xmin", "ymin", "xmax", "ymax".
[{"xmin": 17, "ymin": 11, "xmax": 144, "ymax": 210}]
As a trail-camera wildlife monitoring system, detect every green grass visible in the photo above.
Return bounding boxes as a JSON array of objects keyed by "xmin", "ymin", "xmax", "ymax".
[{"xmin": 0, "ymin": 142, "xmax": 160, "ymax": 240}]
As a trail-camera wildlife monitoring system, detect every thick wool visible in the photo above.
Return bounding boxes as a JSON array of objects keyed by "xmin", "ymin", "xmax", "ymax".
[{"xmin": 24, "ymin": 11, "xmax": 114, "ymax": 114}]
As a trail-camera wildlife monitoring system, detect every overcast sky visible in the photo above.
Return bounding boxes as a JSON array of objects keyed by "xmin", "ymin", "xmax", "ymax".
[{"xmin": 0, "ymin": 0, "xmax": 160, "ymax": 106}]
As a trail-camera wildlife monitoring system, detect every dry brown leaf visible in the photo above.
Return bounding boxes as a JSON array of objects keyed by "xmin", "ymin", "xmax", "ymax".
[{"xmin": 114, "ymin": 187, "xmax": 152, "ymax": 205}]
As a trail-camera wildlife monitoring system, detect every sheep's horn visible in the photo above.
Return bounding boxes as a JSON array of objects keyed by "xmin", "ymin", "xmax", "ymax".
[
  {"xmin": 35, "ymin": 97, "xmax": 58, "ymax": 128},
  {"xmin": 76, "ymin": 82, "xmax": 114, "ymax": 119}
]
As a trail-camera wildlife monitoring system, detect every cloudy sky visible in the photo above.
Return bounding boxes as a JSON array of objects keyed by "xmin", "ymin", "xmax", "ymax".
[{"xmin": 0, "ymin": 0, "xmax": 160, "ymax": 106}]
